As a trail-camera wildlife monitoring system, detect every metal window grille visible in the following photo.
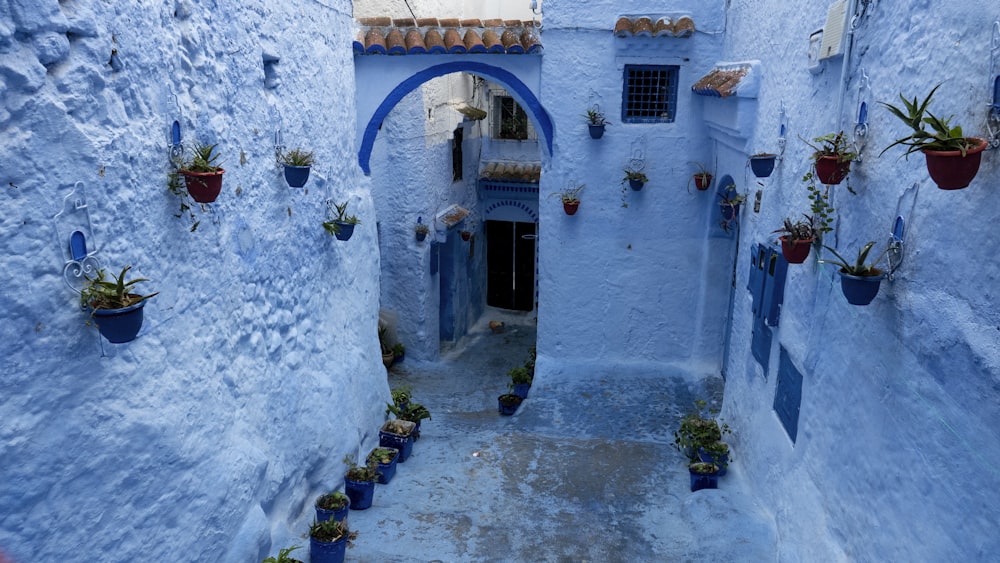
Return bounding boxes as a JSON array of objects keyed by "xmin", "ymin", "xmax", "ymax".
[
  {"xmin": 490, "ymin": 92, "xmax": 535, "ymax": 140},
  {"xmin": 621, "ymin": 65, "xmax": 679, "ymax": 123}
]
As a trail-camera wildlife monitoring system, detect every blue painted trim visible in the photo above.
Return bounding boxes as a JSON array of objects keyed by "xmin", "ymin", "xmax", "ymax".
[
  {"xmin": 486, "ymin": 44, "xmax": 505, "ymax": 54},
  {"xmin": 352, "ymin": 40, "xmax": 364, "ymax": 55},
  {"xmin": 428, "ymin": 45, "xmax": 446, "ymax": 54},
  {"xmin": 408, "ymin": 45, "xmax": 427, "ymax": 55},
  {"xmin": 366, "ymin": 45, "xmax": 387, "ymax": 55},
  {"xmin": 388, "ymin": 45, "xmax": 406, "ymax": 55},
  {"xmin": 359, "ymin": 61, "xmax": 553, "ymax": 175},
  {"xmin": 448, "ymin": 45, "xmax": 467, "ymax": 54}
]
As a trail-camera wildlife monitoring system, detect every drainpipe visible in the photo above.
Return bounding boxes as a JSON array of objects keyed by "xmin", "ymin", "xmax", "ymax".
[{"xmin": 835, "ymin": 0, "xmax": 861, "ymax": 129}]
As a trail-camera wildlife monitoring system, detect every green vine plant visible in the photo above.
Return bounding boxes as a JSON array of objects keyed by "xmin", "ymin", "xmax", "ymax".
[{"xmin": 167, "ymin": 170, "xmax": 201, "ymax": 232}]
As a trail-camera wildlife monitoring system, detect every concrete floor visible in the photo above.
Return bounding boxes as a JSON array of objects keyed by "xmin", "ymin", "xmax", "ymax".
[{"xmin": 346, "ymin": 310, "xmax": 778, "ymax": 562}]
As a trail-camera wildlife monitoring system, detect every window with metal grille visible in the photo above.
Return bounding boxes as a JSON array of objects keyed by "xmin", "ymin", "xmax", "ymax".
[
  {"xmin": 490, "ymin": 92, "xmax": 535, "ymax": 140},
  {"xmin": 621, "ymin": 65, "xmax": 679, "ymax": 123}
]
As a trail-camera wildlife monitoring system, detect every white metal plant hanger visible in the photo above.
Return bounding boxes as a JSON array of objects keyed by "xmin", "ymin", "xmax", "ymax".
[{"xmin": 53, "ymin": 181, "xmax": 101, "ymax": 296}]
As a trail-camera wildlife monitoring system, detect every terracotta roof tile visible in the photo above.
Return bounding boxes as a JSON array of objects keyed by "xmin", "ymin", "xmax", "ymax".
[
  {"xmin": 385, "ymin": 29, "xmax": 406, "ymax": 55},
  {"xmin": 481, "ymin": 161, "xmax": 542, "ymax": 183},
  {"xmin": 356, "ymin": 18, "xmax": 542, "ymax": 56},
  {"xmin": 614, "ymin": 15, "xmax": 695, "ymax": 38},
  {"xmin": 691, "ymin": 62, "xmax": 759, "ymax": 98}
]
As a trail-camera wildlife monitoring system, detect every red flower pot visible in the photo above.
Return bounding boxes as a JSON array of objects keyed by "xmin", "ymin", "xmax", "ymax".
[
  {"xmin": 563, "ymin": 201, "xmax": 579, "ymax": 215},
  {"xmin": 460, "ymin": 231, "xmax": 472, "ymax": 241},
  {"xmin": 180, "ymin": 168, "xmax": 225, "ymax": 203},
  {"xmin": 922, "ymin": 137, "xmax": 987, "ymax": 190},
  {"xmin": 693, "ymin": 173, "xmax": 713, "ymax": 191},
  {"xmin": 814, "ymin": 156, "xmax": 850, "ymax": 185},
  {"xmin": 779, "ymin": 236, "xmax": 813, "ymax": 264}
]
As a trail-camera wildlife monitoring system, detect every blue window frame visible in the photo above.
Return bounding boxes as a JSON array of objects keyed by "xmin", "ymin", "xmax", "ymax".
[{"xmin": 621, "ymin": 65, "xmax": 679, "ymax": 123}]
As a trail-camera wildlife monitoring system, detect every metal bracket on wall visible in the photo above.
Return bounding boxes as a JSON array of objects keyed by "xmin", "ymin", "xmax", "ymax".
[
  {"xmin": 853, "ymin": 68, "xmax": 872, "ymax": 161},
  {"xmin": 985, "ymin": 21, "xmax": 1000, "ymax": 150},
  {"xmin": 776, "ymin": 101, "xmax": 788, "ymax": 159},
  {"xmin": 885, "ymin": 215, "xmax": 905, "ymax": 281},
  {"xmin": 168, "ymin": 94, "xmax": 184, "ymax": 168},
  {"xmin": 53, "ymin": 182, "xmax": 102, "ymax": 296},
  {"xmin": 850, "ymin": 0, "xmax": 876, "ymax": 30},
  {"xmin": 627, "ymin": 136, "xmax": 646, "ymax": 173}
]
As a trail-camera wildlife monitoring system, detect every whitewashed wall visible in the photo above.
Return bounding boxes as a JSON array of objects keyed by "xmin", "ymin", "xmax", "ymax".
[{"xmin": 0, "ymin": 1, "xmax": 388, "ymax": 561}]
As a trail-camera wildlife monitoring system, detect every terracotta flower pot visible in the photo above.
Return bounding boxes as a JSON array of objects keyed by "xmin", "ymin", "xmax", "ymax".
[
  {"xmin": 922, "ymin": 137, "xmax": 988, "ymax": 190},
  {"xmin": 180, "ymin": 168, "xmax": 225, "ymax": 203},
  {"xmin": 460, "ymin": 231, "xmax": 472, "ymax": 241},
  {"xmin": 563, "ymin": 201, "xmax": 579, "ymax": 215},
  {"xmin": 693, "ymin": 173, "xmax": 713, "ymax": 191},
  {"xmin": 814, "ymin": 156, "xmax": 850, "ymax": 185},
  {"xmin": 779, "ymin": 236, "xmax": 813, "ymax": 264}
]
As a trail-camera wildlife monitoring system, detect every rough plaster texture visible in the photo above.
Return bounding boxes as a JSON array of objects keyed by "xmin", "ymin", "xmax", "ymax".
[
  {"xmin": 714, "ymin": 0, "xmax": 1000, "ymax": 560},
  {"xmin": 0, "ymin": 1, "xmax": 389, "ymax": 561}
]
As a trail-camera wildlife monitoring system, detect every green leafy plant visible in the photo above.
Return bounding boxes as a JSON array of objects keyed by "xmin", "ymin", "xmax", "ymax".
[
  {"xmin": 415, "ymin": 222, "xmax": 430, "ymax": 236},
  {"xmin": 377, "ymin": 323, "xmax": 393, "ymax": 355},
  {"xmin": 382, "ymin": 419, "xmax": 415, "ymax": 436},
  {"xmin": 622, "ymin": 169, "xmax": 648, "ymax": 184},
  {"xmin": 718, "ymin": 183, "xmax": 746, "ymax": 233},
  {"xmin": 802, "ymin": 131, "xmax": 858, "ymax": 163},
  {"xmin": 343, "ymin": 455, "xmax": 378, "ymax": 482},
  {"xmin": 773, "ymin": 215, "xmax": 817, "ymax": 243},
  {"xmin": 315, "ymin": 491, "xmax": 349, "ymax": 511},
  {"xmin": 879, "ymin": 83, "xmax": 977, "ymax": 157},
  {"xmin": 323, "ymin": 201, "xmax": 361, "ymax": 236},
  {"xmin": 390, "ymin": 385, "xmax": 412, "ymax": 407},
  {"xmin": 584, "ymin": 106, "xmax": 609, "ymax": 126},
  {"xmin": 688, "ymin": 461, "xmax": 720, "ymax": 475},
  {"xmin": 167, "ymin": 171, "xmax": 200, "ymax": 231},
  {"xmin": 392, "ymin": 343, "xmax": 405, "ymax": 357},
  {"xmin": 673, "ymin": 400, "xmax": 731, "ymax": 461},
  {"xmin": 261, "ymin": 545, "xmax": 302, "ymax": 563},
  {"xmin": 367, "ymin": 447, "xmax": 398, "ymax": 465},
  {"xmin": 819, "ymin": 241, "xmax": 889, "ymax": 277},
  {"xmin": 508, "ymin": 366, "xmax": 532, "ymax": 385},
  {"xmin": 551, "ymin": 184, "xmax": 585, "ymax": 204},
  {"xmin": 280, "ymin": 148, "xmax": 315, "ymax": 167},
  {"xmin": 386, "ymin": 402, "xmax": 432, "ymax": 423},
  {"xmin": 309, "ymin": 518, "xmax": 348, "ymax": 543},
  {"xmin": 687, "ymin": 161, "xmax": 714, "ymax": 192},
  {"xmin": 80, "ymin": 266, "xmax": 159, "ymax": 310},
  {"xmin": 804, "ymin": 174, "xmax": 838, "ymax": 236},
  {"xmin": 524, "ymin": 346, "xmax": 536, "ymax": 374}
]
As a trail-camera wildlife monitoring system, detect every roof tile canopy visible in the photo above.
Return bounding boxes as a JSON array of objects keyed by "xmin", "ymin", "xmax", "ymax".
[
  {"xmin": 614, "ymin": 16, "xmax": 695, "ymax": 38},
  {"xmin": 691, "ymin": 62, "xmax": 760, "ymax": 98},
  {"xmin": 355, "ymin": 17, "xmax": 542, "ymax": 56},
  {"xmin": 480, "ymin": 161, "xmax": 541, "ymax": 183}
]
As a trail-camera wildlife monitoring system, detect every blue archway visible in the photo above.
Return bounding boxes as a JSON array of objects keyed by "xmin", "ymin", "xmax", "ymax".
[{"xmin": 358, "ymin": 61, "xmax": 553, "ymax": 175}]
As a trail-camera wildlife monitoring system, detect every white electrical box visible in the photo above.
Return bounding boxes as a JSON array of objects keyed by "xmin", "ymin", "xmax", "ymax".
[{"xmin": 819, "ymin": 0, "xmax": 848, "ymax": 60}]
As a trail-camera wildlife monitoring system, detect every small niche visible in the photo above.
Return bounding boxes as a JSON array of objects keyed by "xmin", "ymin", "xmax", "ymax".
[{"xmin": 262, "ymin": 51, "xmax": 280, "ymax": 89}]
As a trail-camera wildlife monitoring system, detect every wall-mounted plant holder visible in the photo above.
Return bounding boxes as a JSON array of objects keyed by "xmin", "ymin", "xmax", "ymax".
[
  {"xmin": 853, "ymin": 68, "xmax": 872, "ymax": 161},
  {"xmin": 53, "ymin": 182, "xmax": 102, "ymax": 294},
  {"xmin": 849, "ymin": 0, "xmax": 876, "ymax": 30},
  {"xmin": 807, "ymin": 29, "xmax": 824, "ymax": 75},
  {"xmin": 169, "ymin": 120, "xmax": 183, "ymax": 168},
  {"xmin": 885, "ymin": 215, "xmax": 905, "ymax": 281},
  {"xmin": 986, "ymin": 21, "xmax": 1000, "ymax": 150},
  {"xmin": 776, "ymin": 101, "xmax": 788, "ymax": 157},
  {"xmin": 274, "ymin": 128, "xmax": 285, "ymax": 166}
]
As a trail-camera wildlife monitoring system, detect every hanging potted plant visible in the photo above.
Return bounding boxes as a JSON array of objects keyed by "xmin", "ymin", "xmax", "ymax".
[
  {"xmin": 772, "ymin": 215, "xmax": 818, "ymax": 264},
  {"xmin": 460, "ymin": 229, "xmax": 472, "ymax": 241},
  {"xmin": 551, "ymin": 184, "xmax": 584, "ymax": 215},
  {"xmin": 308, "ymin": 518, "xmax": 349, "ymax": 563},
  {"xmin": 688, "ymin": 461, "xmax": 721, "ymax": 492},
  {"xmin": 718, "ymin": 184, "xmax": 746, "ymax": 233},
  {"xmin": 366, "ymin": 447, "xmax": 400, "ymax": 485},
  {"xmin": 379, "ymin": 419, "xmax": 417, "ymax": 462},
  {"xmin": 802, "ymin": 131, "xmax": 858, "ymax": 185},
  {"xmin": 584, "ymin": 105, "xmax": 610, "ymax": 139},
  {"xmin": 819, "ymin": 241, "xmax": 890, "ymax": 306},
  {"xmin": 748, "ymin": 153, "xmax": 777, "ymax": 178},
  {"xmin": 880, "ymin": 83, "xmax": 988, "ymax": 190},
  {"xmin": 178, "ymin": 142, "xmax": 225, "ymax": 203},
  {"xmin": 508, "ymin": 366, "xmax": 532, "ymax": 399},
  {"xmin": 314, "ymin": 491, "xmax": 350, "ymax": 523},
  {"xmin": 342, "ymin": 455, "xmax": 377, "ymax": 511},
  {"xmin": 322, "ymin": 201, "xmax": 361, "ymax": 241},
  {"xmin": 688, "ymin": 161, "xmax": 714, "ymax": 191},
  {"xmin": 261, "ymin": 545, "xmax": 303, "ymax": 563},
  {"xmin": 415, "ymin": 218, "xmax": 430, "ymax": 242},
  {"xmin": 80, "ymin": 265, "xmax": 159, "ymax": 343},
  {"xmin": 622, "ymin": 168, "xmax": 648, "ymax": 191},
  {"xmin": 498, "ymin": 393, "xmax": 523, "ymax": 415},
  {"xmin": 279, "ymin": 148, "xmax": 315, "ymax": 188}
]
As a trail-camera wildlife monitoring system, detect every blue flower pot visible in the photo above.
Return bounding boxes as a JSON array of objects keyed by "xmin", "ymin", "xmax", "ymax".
[
  {"xmin": 498, "ymin": 394, "xmax": 523, "ymax": 415},
  {"xmin": 588, "ymin": 124, "xmax": 605, "ymax": 139},
  {"xmin": 368, "ymin": 448, "xmax": 399, "ymax": 485},
  {"xmin": 512, "ymin": 383, "xmax": 530, "ymax": 399},
  {"xmin": 334, "ymin": 222, "xmax": 355, "ymax": 241},
  {"xmin": 689, "ymin": 467, "xmax": 720, "ymax": 492},
  {"xmin": 629, "ymin": 178, "xmax": 644, "ymax": 191},
  {"xmin": 91, "ymin": 300, "xmax": 146, "ymax": 343},
  {"xmin": 698, "ymin": 448, "xmax": 729, "ymax": 476},
  {"xmin": 379, "ymin": 424, "xmax": 415, "ymax": 462},
  {"xmin": 310, "ymin": 534, "xmax": 347, "ymax": 563},
  {"xmin": 344, "ymin": 477, "xmax": 375, "ymax": 510},
  {"xmin": 315, "ymin": 497, "xmax": 350, "ymax": 522},
  {"xmin": 838, "ymin": 270, "xmax": 885, "ymax": 306},
  {"xmin": 283, "ymin": 165, "xmax": 311, "ymax": 188},
  {"xmin": 749, "ymin": 155, "xmax": 776, "ymax": 178}
]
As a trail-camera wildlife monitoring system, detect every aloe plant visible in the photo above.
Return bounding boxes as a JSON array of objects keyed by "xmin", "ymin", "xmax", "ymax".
[
  {"xmin": 308, "ymin": 518, "xmax": 347, "ymax": 543},
  {"xmin": 819, "ymin": 241, "xmax": 889, "ymax": 276},
  {"xmin": 280, "ymin": 148, "xmax": 314, "ymax": 167},
  {"xmin": 80, "ymin": 266, "xmax": 159, "ymax": 310},
  {"xmin": 880, "ymin": 84, "xmax": 977, "ymax": 157},
  {"xmin": 183, "ymin": 142, "xmax": 222, "ymax": 173},
  {"xmin": 261, "ymin": 545, "xmax": 302, "ymax": 563}
]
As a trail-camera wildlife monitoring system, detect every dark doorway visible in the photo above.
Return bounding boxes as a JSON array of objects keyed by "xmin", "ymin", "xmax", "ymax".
[{"xmin": 486, "ymin": 220, "xmax": 536, "ymax": 311}]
